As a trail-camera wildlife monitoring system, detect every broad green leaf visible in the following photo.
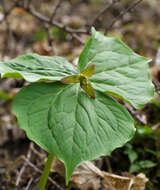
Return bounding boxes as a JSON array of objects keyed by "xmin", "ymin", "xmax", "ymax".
[
  {"xmin": 78, "ymin": 28, "xmax": 154, "ymax": 109},
  {"xmin": 81, "ymin": 64, "xmax": 95, "ymax": 77},
  {"xmin": 12, "ymin": 82, "xmax": 135, "ymax": 183},
  {"xmin": 0, "ymin": 53, "xmax": 77, "ymax": 82},
  {"xmin": 61, "ymin": 75, "xmax": 80, "ymax": 84}
]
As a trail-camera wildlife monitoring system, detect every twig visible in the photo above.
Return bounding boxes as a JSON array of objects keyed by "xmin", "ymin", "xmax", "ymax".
[
  {"xmin": 0, "ymin": 0, "xmax": 14, "ymax": 57},
  {"xmin": 89, "ymin": 0, "xmax": 120, "ymax": 31},
  {"xmin": 43, "ymin": 23, "xmax": 57, "ymax": 55},
  {"xmin": 105, "ymin": 0, "xmax": 143, "ymax": 34},
  {"xmin": 16, "ymin": 142, "xmax": 33, "ymax": 186},
  {"xmin": 24, "ymin": 0, "xmax": 32, "ymax": 9},
  {"xmin": 0, "ymin": 0, "xmax": 86, "ymax": 44},
  {"xmin": 1, "ymin": 0, "xmax": 7, "ymax": 14},
  {"xmin": 25, "ymin": 176, "xmax": 34, "ymax": 190},
  {"xmin": 14, "ymin": 0, "xmax": 87, "ymax": 40},
  {"xmin": 24, "ymin": 4, "xmax": 86, "ymax": 43},
  {"xmin": 30, "ymin": 143, "xmax": 46, "ymax": 159},
  {"xmin": 152, "ymin": 80, "xmax": 160, "ymax": 94},
  {"xmin": 152, "ymin": 122, "xmax": 160, "ymax": 131},
  {"xmin": 127, "ymin": 178, "xmax": 134, "ymax": 190},
  {"xmin": 50, "ymin": 0, "xmax": 63, "ymax": 22},
  {"xmin": 0, "ymin": 4, "xmax": 15, "ymax": 24},
  {"xmin": 28, "ymin": 7, "xmax": 86, "ymax": 34},
  {"xmin": 124, "ymin": 102, "xmax": 147, "ymax": 125},
  {"xmin": 2, "ymin": 19, "xmax": 12, "ymax": 58},
  {"xmin": 105, "ymin": 156, "xmax": 113, "ymax": 173},
  {"xmin": 22, "ymin": 157, "xmax": 64, "ymax": 190},
  {"xmin": 72, "ymin": 33, "xmax": 85, "ymax": 44}
]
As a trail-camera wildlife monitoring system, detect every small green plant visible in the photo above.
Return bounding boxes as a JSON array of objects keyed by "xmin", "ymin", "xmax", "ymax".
[
  {"xmin": 124, "ymin": 143, "xmax": 157, "ymax": 173},
  {"xmin": 0, "ymin": 28, "xmax": 154, "ymax": 189}
]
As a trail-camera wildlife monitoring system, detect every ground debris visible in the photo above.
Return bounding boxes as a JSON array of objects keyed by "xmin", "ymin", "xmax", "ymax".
[{"xmin": 52, "ymin": 158, "xmax": 148, "ymax": 190}]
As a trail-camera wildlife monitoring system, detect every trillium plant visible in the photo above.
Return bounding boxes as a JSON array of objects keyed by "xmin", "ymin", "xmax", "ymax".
[{"xmin": 0, "ymin": 28, "xmax": 154, "ymax": 189}]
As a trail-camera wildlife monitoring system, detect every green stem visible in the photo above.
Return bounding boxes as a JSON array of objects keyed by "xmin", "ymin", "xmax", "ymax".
[{"xmin": 38, "ymin": 153, "xmax": 54, "ymax": 190}]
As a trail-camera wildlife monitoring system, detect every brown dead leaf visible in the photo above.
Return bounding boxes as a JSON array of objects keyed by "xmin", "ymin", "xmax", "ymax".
[
  {"xmin": 32, "ymin": 39, "xmax": 54, "ymax": 56},
  {"xmin": 52, "ymin": 158, "xmax": 148, "ymax": 190}
]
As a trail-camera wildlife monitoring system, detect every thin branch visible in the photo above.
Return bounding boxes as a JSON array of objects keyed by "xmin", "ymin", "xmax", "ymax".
[
  {"xmin": 22, "ymin": 157, "xmax": 64, "ymax": 190},
  {"xmin": 0, "ymin": 4, "xmax": 15, "ymax": 24},
  {"xmin": 50, "ymin": 0, "xmax": 63, "ymax": 22},
  {"xmin": 152, "ymin": 80, "xmax": 160, "ymax": 94},
  {"xmin": 152, "ymin": 122, "xmax": 160, "ymax": 131},
  {"xmin": 43, "ymin": 23, "xmax": 57, "ymax": 55},
  {"xmin": 27, "ymin": 7, "xmax": 86, "ymax": 34},
  {"xmin": 30, "ymin": 143, "xmax": 46, "ymax": 159},
  {"xmin": 16, "ymin": 142, "xmax": 33, "ymax": 186},
  {"xmin": 18, "ymin": 3, "xmax": 87, "ymax": 44},
  {"xmin": 88, "ymin": 0, "xmax": 120, "ymax": 31},
  {"xmin": 25, "ymin": 177, "xmax": 34, "ymax": 190},
  {"xmin": 24, "ymin": 0, "xmax": 32, "ymax": 9},
  {"xmin": 124, "ymin": 102, "xmax": 147, "ymax": 125},
  {"xmin": 1, "ymin": 0, "xmax": 7, "ymax": 14},
  {"xmin": 105, "ymin": 0, "xmax": 143, "ymax": 34},
  {"xmin": 105, "ymin": 156, "xmax": 113, "ymax": 173},
  {"xmin": 72, "ymin": 33, "xmax": 85, "ymax": 44}
]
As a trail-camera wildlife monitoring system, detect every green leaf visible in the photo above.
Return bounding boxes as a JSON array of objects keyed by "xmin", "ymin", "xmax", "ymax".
[
  {"xmin": 124, "ymin": 144, "xmax": 138, "ymax": 163},
  {"xmin": 12, "ymin": 82, "xmax": 135, "ymax": 183},
  {"xmin": 78, "ymin": 28, "xmax": 154, "ymax": 109},
  {"xmin": 35, "ymin": 29, "xmax": 46, "ymax": 41},
  {"xmin": 136, "ymin": 125, "xmax": 153, "ymax": 135},
  {"xmin": 81, "ymin": 64, "xmax": 95, "ymax": 77},
  {"xmin": 61, "ymin": 75, "xmax": 80, "ymax": 84},
  {"xmin": 0, "ymin": 90, "xmax": 12, "ymax": 100},
  {"xmin": 129, "ymin": 160, "xmax": 157, "ymax": 173},
  {"xmin": 0, "ymin": 53, "xmax": 77, "ymax": 82}
]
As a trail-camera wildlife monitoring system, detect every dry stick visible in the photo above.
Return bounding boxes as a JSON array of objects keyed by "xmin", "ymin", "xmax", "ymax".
[
  {"xmin": 47, "ymin": 0, "xmax": 68, "ymax": 54},
  {"xmin": 30, "ymin": 143, "xmax": 46, "ymax": 159},
  {"xmin": 0, "ymin": 0, "xmax": 13, "ymax": 58},
  {"xmin": 0, "ymin": 3, "xmax": 15, "ymax": 24},
  {"xmin": 26, "ymin": 6, "xmax": 86, "ymax": 44},
  {"xmin": 44, "ymin": 23, "xmax": 57, "ymax": 55},
  {"xmin": 15, "ymin": 1, "xmax": 86, "ymax": 32},
  {"xmin": 1, "ymin": 0, "xmax": 7, "ymax": 13},
  {"xmin": 72, "ymin": 33, "xmax": 85, "ymax": 44},
  {"xmin": 89, "ymin": 0, "xmax": 120, "ymax": 31},
  {"xmin": 105, "ymin": 157, "xmax": 113, "ymax": 173},
  {"xmin": 25, "ymin": 177, "xmax": 34, "ymax": 190},
  {"xmin": 105, "ymin": 0, "xmax": 143, "ymax": 34},
  {"xmin": 124, "ymin": 102, "xmax": 147, "ymax": 125},
  {"xmin": 24, "ymin": 0, "xmax": 32, "ymax": 9},
  {"xmin": 50, "ymin": 0, "xmax": 63, "ymax": 22},
  {"xmin": 152, "ymin": 122, "xmax": 160, "ymax": 131},
  {"xmin": 16, "ymin": 142, "xmax": 33, "ymax": 186},
  {"xmin": 22, "ymin": 157, "xmax": 65, "ymax": 190},
  {"xmin": 152, "ymin": 80, "xmax": 160, "ymax": 94},
  {"xmin": 127, "ymin": 178, "xmax": 134, "ymax": 190},
  {"xmin": 2, "ymin": 20, "xmax": 11, "ymax": 58},
  {"xmin": 0, "ymin": 1, "xmax": 86, "ymax": 43}
]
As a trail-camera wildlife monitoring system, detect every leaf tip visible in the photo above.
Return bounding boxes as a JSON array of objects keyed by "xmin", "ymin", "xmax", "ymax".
[{"xmin": 91, "ymin": 27, "xmax": 96, "ymax": 35}]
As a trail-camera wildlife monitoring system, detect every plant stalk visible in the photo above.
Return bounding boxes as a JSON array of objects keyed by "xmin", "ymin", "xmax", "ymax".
[{"xmin": 37, "ymin": 153, "xmax": 54, "ymax": 190}]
